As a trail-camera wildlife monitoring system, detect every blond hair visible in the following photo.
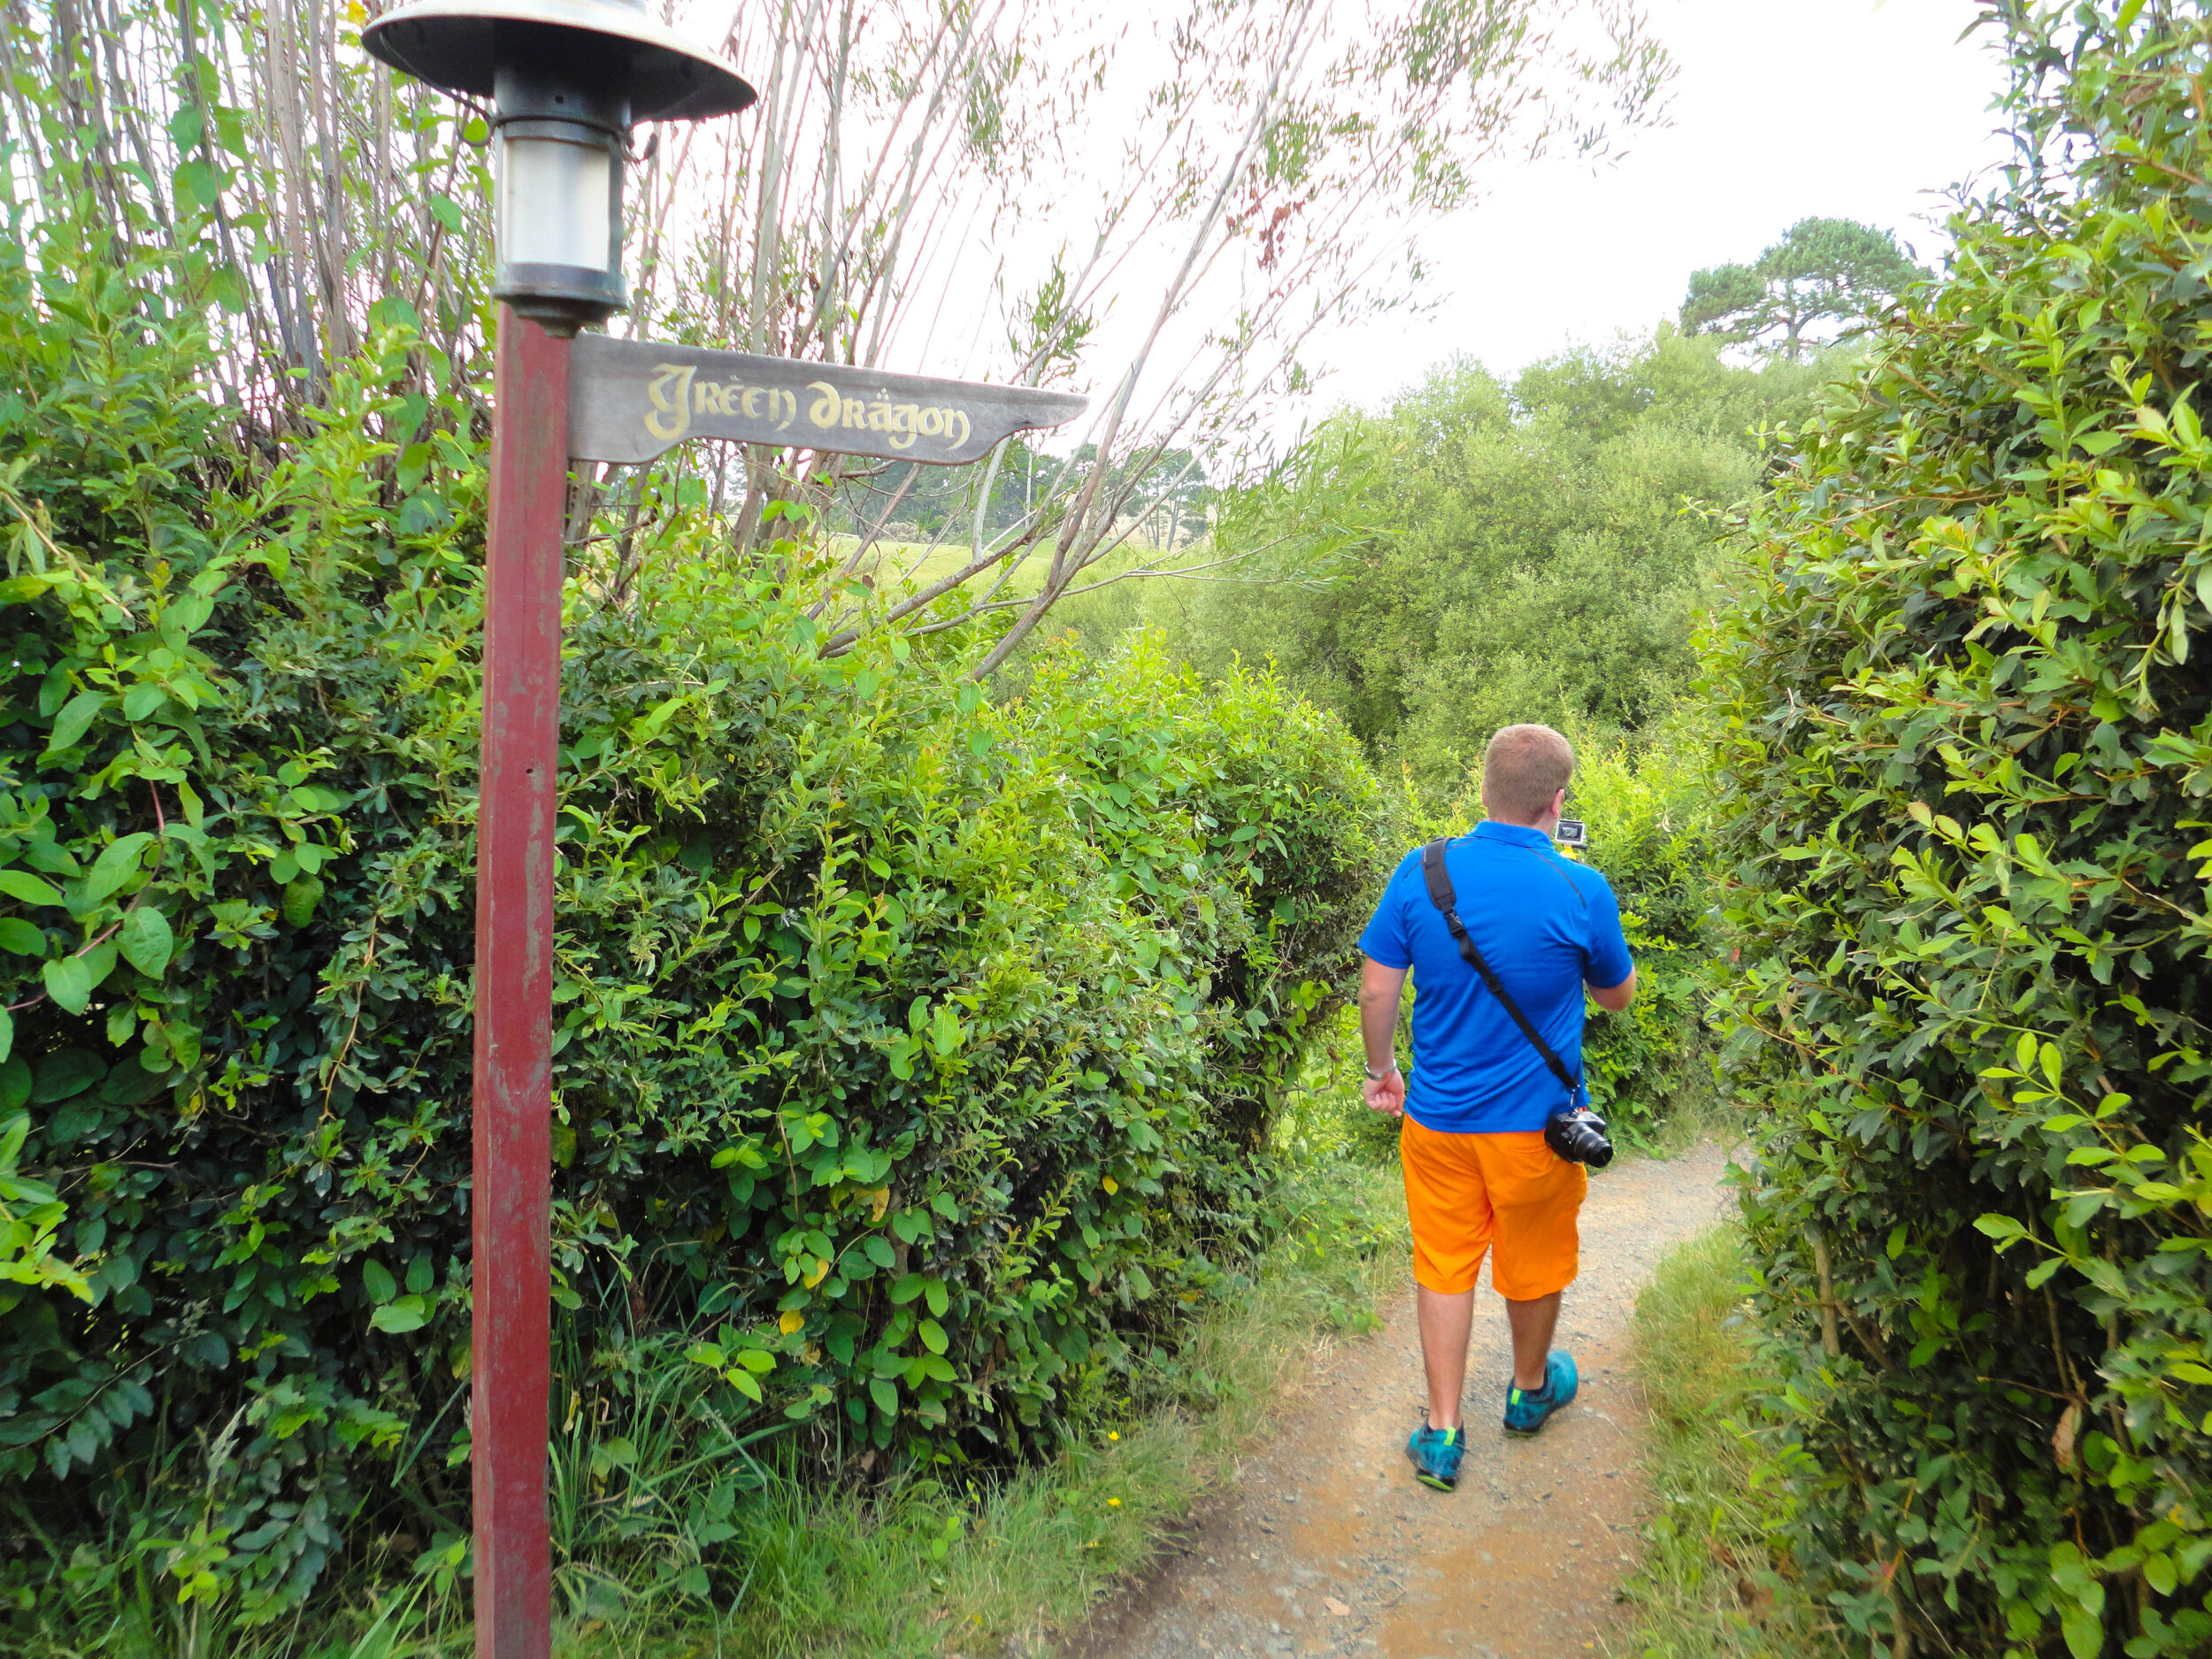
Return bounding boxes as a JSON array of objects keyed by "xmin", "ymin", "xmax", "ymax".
[{"xmin": 1482, "ymin": 725, "xmax": 1574, "ymax": 824}]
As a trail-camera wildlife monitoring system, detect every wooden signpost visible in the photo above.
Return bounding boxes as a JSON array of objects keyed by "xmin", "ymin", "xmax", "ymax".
[
  {"xmin": 471, "ymin": 311, "xmax": 1084, "ymax": 1658},
  {"xmin": 569, "ymin": 334, "xmax": 1089, "ymax": 467}
]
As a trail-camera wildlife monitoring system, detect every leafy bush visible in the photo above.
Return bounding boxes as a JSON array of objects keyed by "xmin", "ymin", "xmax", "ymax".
[
  {"xmin": 1561, "ymin": 734, "xmax": 1717, "ymax": 1141},
  {"xmin": 1705, "ymin": 11, "xmax": 2212, "ymax": 1655},
  {"xmin": 0, "ymin": 226, "xmax": 1392, "ymax": 1625}
]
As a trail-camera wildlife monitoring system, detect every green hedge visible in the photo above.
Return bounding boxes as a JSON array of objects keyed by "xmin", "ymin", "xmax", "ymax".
[
  {"xmin": 0, "ymin": 227, "xmax": 1392, "ymax": 1623},
  {"xmin": 1705, "ymin": 12, "xmax": 2212, "ymax": 1657},
  {"xmin": 1556, "ymin": 735, "xmax": 1715, "ymax": 1141}
]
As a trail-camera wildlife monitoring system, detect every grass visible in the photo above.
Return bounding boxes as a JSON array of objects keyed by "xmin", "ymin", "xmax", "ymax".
[
  {"xmin": 1612, "ymin": 1225, "xmax": 1840, "ymax": 1659},
  {"xmin": 822, "ymin": 530, "xmax": 1204, "ymax": 604}
]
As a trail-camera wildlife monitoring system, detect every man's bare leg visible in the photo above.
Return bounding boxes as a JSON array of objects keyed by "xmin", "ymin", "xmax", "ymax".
[
  {"xmin": 1506, "ymin": 1291, "xmax": 1561, "ymax": 1390},
  {"xmin": 1417, "ymin": 1285, "xmax": 1475, "ymax": 1430}
]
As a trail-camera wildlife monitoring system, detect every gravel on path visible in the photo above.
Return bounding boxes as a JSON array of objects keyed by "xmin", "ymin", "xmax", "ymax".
[{"xmin": 1058, "ymin": 1143, "xmax": 1732, "ymax": 1659}]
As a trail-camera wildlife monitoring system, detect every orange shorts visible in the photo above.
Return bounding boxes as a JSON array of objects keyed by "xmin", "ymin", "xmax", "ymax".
[{"xmin": 1399, "ymin": 1113, "xmax": 1586, "ymax": 1299}]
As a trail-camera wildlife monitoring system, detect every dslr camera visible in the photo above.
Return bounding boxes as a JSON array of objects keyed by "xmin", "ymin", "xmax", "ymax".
[{"xmin": 1545, "ymin": 1102, "xmax": 1614, "ymax": 1169}]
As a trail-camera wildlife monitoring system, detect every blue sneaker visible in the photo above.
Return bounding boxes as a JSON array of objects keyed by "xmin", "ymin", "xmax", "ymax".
[
  {"xmin": 1502, "ymin": 1351, "xmax": 1578, "ymax": 1436},
  {"xmin": 1405, "ymin": 1421, "xmax": 1465, "ymax": 1491}
]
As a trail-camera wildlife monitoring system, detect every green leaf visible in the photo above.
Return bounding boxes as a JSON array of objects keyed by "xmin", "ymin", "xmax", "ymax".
[
  {"xmin": 2061, "ymin": 1605, "xmax": 2102, "ymax": 1659},
  {"xmin": 207, "ymin": 263, "xmax": 250, "ymax": 315},
  {"xmin": 890, "ymin": 1273, "xmax": 926, "ymax": 1305},
  {"xmin": 362, "ymin": 1260, "xmax": 397, "ymax": 1303},
  {"xmin": 42, "ymin": 954, "xmax": 93, "ymax": 1015},
  {"xmin": 869, "ymin": 1377, "xmax": 898, "ymax": 1418},
  {"xmin": 42, "ymin": 690, "xmax": 106, "ymax": 756},
  {"xmin": 925, "ymin": 1279, "xmax": 949, "ymax": 1318},
  {"xmin": 173, "ymin": 156, "xmax": 223, "ymax": 214},
  {"xmin": 371, "ymin": 1297, "xmax": 428, "ymax": 1334},
  {"xmin": 97, "ymin": 1056, "xmax": 165, "ymax": 1106},
  {"xmin": 282, "ymin": 875, "xmax": 325, "ymax": 929},
  {"xmin": 919, "ymin": 1318, "xmax": 948, "ymax": 1355},
  {"xmin": 119, "ymin": 908, "xmax": 173, "ymax": 978},
  {"xmin": 83, "ymin": 834, "xmax": 153, "ymax": 903},
  {"xmin": 0, "ymin": 870, "xmax": 65, "ymax": 909},
  {"xmin": 0, "ymin": 918, "xmax": 45, "ymax": 955}
]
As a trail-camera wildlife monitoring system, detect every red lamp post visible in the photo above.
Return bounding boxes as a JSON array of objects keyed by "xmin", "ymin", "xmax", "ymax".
[{"xmin": 358, "ymin": 6, "xmax": 753, "ymax": 1655}]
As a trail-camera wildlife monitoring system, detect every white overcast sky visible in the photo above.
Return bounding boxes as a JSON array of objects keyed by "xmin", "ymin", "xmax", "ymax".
[{"xmin": 1310, "ymin": 0, "xmax": 2015, "ymax": 413}]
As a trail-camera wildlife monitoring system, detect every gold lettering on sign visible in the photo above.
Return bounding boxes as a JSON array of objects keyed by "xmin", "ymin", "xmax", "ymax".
[
  {"xmin": 645, "ymin": 364, "xmax": 695, "ymax": 442},
  {"xmin": 791, "ymin": 379, "xmax": 972, "ymax": 448}
]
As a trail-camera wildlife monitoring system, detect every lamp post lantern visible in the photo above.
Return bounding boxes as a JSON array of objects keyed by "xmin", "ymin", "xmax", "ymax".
[
  {"xmin": 365, "ymin": 0, "xmax": 754, "ymax": 329},
  {"xmin": 360, "ymin": 5, "xmax": 752, "ymax": 1655}
]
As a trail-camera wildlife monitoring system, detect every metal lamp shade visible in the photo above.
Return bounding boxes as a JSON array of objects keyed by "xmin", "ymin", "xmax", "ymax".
[
  {"xmin": 362, "ymin": 0, "xmax": 754, "ymax": 327},
  {"xmin": 361, "ymin": 0, "xmax": 756, "ymax": 123}
]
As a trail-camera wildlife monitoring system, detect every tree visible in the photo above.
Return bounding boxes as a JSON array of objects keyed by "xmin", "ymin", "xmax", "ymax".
[
  {"xmin": 1679, "ymin": 216, "xmax": 1924, "ymax": 358},
  {"xmin": 0, "ymin": 0, "xmax": 1674, "ymax": 675},
  {"xmin": 1103, "ymin": 328, "xmax": 1824, "ymax": 794}
]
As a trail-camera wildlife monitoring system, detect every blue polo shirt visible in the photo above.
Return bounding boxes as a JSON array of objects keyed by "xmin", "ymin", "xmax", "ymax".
[{"xmin": 1359, "ymin": 823, "xmax": 1634, "ymax": 1134}]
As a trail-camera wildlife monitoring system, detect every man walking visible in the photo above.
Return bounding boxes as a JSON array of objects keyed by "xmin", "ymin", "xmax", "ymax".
[{"xmin": 1357, "ymin": 724, "xmax": 1637, "ymax": 1492}]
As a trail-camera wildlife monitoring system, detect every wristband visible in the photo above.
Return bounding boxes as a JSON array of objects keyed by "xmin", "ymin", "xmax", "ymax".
[{"xmin": 1363, "ymin": 1063, "xmax": 1400, "ymax": 1082}]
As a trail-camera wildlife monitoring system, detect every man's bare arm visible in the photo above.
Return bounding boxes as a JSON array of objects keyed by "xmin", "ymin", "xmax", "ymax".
[
  {"xmin": 1359, "ymin": 957, "xmax": 1409, "ymax": 1116},
  {"xmin": 1587, "ymin": 968, "xmax": 1637, "ymax": 1013}
]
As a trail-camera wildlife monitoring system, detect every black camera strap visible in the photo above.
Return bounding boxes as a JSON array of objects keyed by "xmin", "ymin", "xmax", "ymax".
[{"xmin": 1419, "ymin": 838, "xmax": 1582, "ymax": 1101}]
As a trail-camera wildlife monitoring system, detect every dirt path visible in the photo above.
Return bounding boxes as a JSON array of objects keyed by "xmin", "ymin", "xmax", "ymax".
[{"xmin": 1064, "ymin": 1144, "xmax": 1731, "ymax": 1659}]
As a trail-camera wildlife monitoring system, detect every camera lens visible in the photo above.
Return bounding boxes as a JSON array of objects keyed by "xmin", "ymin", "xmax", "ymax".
[{"xmin": 1546, "ymin": 1106, "xmax": 1615, "ymax": 1168}]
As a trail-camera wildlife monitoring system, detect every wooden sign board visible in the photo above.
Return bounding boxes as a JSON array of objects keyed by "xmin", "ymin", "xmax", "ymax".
[{"xmin": 568, "ymin": 334, "xmax": 1087, "ymax": 467}]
